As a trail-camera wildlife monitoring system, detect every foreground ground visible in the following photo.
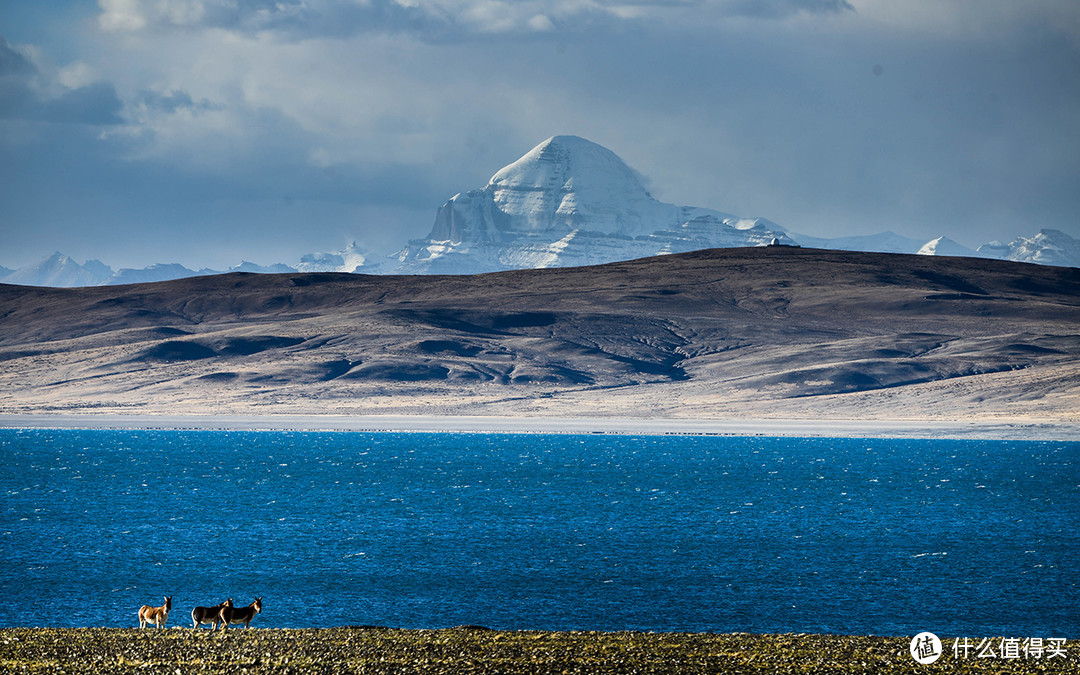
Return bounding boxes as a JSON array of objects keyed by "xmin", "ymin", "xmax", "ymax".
[{"xmin": 0, "ymin": 627, "xmax": 1074, "ymax": 674}]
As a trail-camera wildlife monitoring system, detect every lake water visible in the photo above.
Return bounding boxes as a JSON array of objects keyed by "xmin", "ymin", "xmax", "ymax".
[{"xmin": 0, "ymin": 429, "xmax": 1076, "ymax": 636}]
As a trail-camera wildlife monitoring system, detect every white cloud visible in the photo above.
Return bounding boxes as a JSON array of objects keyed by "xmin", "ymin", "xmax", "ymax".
[
  {"xmin": 847, "ymin": 0, "xmax": 1080, "ymax": 43},
  {"xmin": 98, "ymin": 0, "xmax": 248, "ymax": 33},
  {"xmin": 83, "ymin": 24, "xmax": 566, "ymax": 181},
  {"xmin": 0, "ymin": 37, "xmax": 124, "ymax": 125},
  {"xmin": 527, "ymin": 14, "xmax": 556, "ymax": 31},
  {"xmin": 158, "ymin": 0, "xmax": 211, "ymax": 26},
  {"xmin": 24, "ymin": 0, "xmax": 1071, "ymax": 251},
  {"xmin": 93, "ymin": 0, "xmax": 856, "ymax": 39},
  {"xmin": 97, "ymin": 0, "xmax": 150, "ymax": 31},
  {"xmin": 58, "ymin": 62, "xmax": 101, "ymax": 89}
]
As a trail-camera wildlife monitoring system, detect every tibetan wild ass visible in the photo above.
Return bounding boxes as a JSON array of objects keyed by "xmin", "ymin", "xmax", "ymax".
[
  {"xmin": 219, "ymin": 597, "xmax": 262, "ymax": 629},
  {"xmin": 138, "ymin": 596, "xmax": 172, "ymax": 629},
  {"xmin": 191, "ymin": 599, "xmax": 232, "ymax": 629}
]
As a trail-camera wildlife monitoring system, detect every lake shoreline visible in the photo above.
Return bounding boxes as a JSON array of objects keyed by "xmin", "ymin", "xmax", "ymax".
[
  {"xmin": 1, "ymin": 412, "xmax": 1078, "ymax": 440},
  {"xmin": 2, "ymin": 626, "xmax": 1067, "ymax": 674}
]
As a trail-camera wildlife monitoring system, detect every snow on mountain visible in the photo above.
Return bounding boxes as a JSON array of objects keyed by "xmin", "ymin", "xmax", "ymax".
[
  {"xmin": 395, "ymin": 135, "xmax": 792, "ymax": 274},
  {"xmin": 485, "ymin": 135, "xmax": 702, "ymax": 238},
  {"xmin": 917, "ymin": 236, "xmax": 979, "ymax": 257},
  {"xmin": 230, "ymin": 261, "xmax": 298, "ymax": 274},
  {"xmin": 1, "ymin": 244, "xmax": 383, "ymax": 288},
  {"xmin": 101, "ymin": 263, "xmax": 218, "ymax": 286},
  {"xmin": 296, "ymin": 241, "xmax": 385, "ymax": 274},
  {"xmin": 2, "ymin": 252, "xmax": 113, "ymax": 287},
  {"xmin": 975, "ymin": 240, "xmax": 1011, "ymax": 259},
  {"xmin": 976, "ymin": 229, "xmax": 1080, "ymax": 268},
  {"xmin": 788, "ymin": 230, "xmax": 927, "ymax": 255}
]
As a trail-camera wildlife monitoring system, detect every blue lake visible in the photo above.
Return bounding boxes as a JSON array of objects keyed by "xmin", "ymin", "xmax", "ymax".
[{"xmin": 0, "ymin": 429, "xmax": 1076, "ymax": 636}]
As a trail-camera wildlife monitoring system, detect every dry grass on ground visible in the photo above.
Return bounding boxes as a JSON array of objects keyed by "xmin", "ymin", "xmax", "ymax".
[{"xmin": 0, "ymin": 627, "xmax": 1075, "ymax": 674}]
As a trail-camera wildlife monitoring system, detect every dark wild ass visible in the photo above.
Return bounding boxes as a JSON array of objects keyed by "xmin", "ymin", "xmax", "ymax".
[
  {"xmin": 191, "ymin": 599, "xmax": 232, "ymax": 629},
  {"xmin": 219, "ymin": 597, "xmax": 262, "ymax": 629},
  {"xmin": 138, "ymin": 596, "xmax": 172, "ymax": 629}
]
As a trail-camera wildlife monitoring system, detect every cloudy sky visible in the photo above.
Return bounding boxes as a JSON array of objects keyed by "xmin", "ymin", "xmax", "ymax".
[{"xmin": 2, "ymin": 0, "xmax": 1078, "ymax": 270}]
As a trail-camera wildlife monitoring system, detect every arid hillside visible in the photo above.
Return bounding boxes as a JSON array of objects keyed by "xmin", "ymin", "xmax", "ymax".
[{"xmin": 1, "ymin": 247, "xmax": 1077, "ymax": 421}]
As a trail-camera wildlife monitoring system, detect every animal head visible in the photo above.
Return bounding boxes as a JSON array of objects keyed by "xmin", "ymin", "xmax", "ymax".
[
  {"xmin": 164, "ymin": 596, "xmax": 172, "ymax": 610},
  {"xmin": 224, "ymin": 598, "xmax": 234, "ymax": 607},
  {"xmin": 254, "ymin": 597, "xmax": 263, "ymax": 613}
]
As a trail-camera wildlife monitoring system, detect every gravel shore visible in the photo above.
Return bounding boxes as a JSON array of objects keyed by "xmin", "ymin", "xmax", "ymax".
[
  {"xmin": 0, "ymin": 627, "xmax": 1074, "ymax": 673},
  {"xmin": 4, "ymin": 413, "xmax": 1078, "ymax": 441}
]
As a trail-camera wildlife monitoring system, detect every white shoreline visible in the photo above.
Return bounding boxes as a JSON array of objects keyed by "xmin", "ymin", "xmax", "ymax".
[{"xmin": 1, "ymin": 413, "xmax": 1078, "ymax": 440}]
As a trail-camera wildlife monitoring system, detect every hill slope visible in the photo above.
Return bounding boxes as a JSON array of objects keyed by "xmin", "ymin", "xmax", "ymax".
[{"xmin": 1, "ymin": 247, "xmax": 1077, "ymax": 420}]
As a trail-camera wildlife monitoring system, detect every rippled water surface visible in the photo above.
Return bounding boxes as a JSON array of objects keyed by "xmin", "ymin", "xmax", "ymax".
[{"xmin": 1, "ymin": 429, "xmax": 1076, "ymax": 635}]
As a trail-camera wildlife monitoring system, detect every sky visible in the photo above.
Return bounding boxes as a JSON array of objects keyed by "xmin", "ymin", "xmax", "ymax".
[{"xmin": 1, "ymin": 0, "xmax": 1078, "ymax": 270}]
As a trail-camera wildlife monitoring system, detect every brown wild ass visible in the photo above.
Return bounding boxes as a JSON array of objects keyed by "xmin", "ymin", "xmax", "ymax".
[
  {"xmin": 219, "ymin": 597, "xmax": 262, "ymax": 629},
  {"xmin": 191, "ymin": 599, "xmax": 232, "ymax": 629},
  {"xmin": 138, "ymin": 596, "xmax": 172, "ymax": 629}
]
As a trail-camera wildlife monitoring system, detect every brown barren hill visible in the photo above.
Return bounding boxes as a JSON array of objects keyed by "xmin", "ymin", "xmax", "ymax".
[{"xmin": 0, "ymin": 247, "xmax": 1078, "ymax": 421}]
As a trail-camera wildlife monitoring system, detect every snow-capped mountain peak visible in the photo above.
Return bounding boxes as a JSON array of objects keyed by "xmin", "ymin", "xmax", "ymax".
[
  {"xmin": 397, "ymin": 135, "xmax": 782, "ymax": 274},
  {"xmin": 296, "ymin": 241, "xmax": 383, "ymax": 274},
  {"xmin": 2, "ymin": 252, "xmax": 113, "ymax": 287},
  {"xmin": 994, "ymin": 229, "xmax": 1080, "ymax": 267},
  {"xmin": 486, "ymin": 135, "xmax": 681, "ymax": 237},
  {"xmin": 917, "ymin": 236, "xmax": 977, "ymax": 257}
]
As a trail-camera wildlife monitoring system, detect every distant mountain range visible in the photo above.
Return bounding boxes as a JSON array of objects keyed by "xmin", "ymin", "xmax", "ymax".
[{"xmin": 4, "ymin": 136, "xmax": 1078, "ymax": 287}]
